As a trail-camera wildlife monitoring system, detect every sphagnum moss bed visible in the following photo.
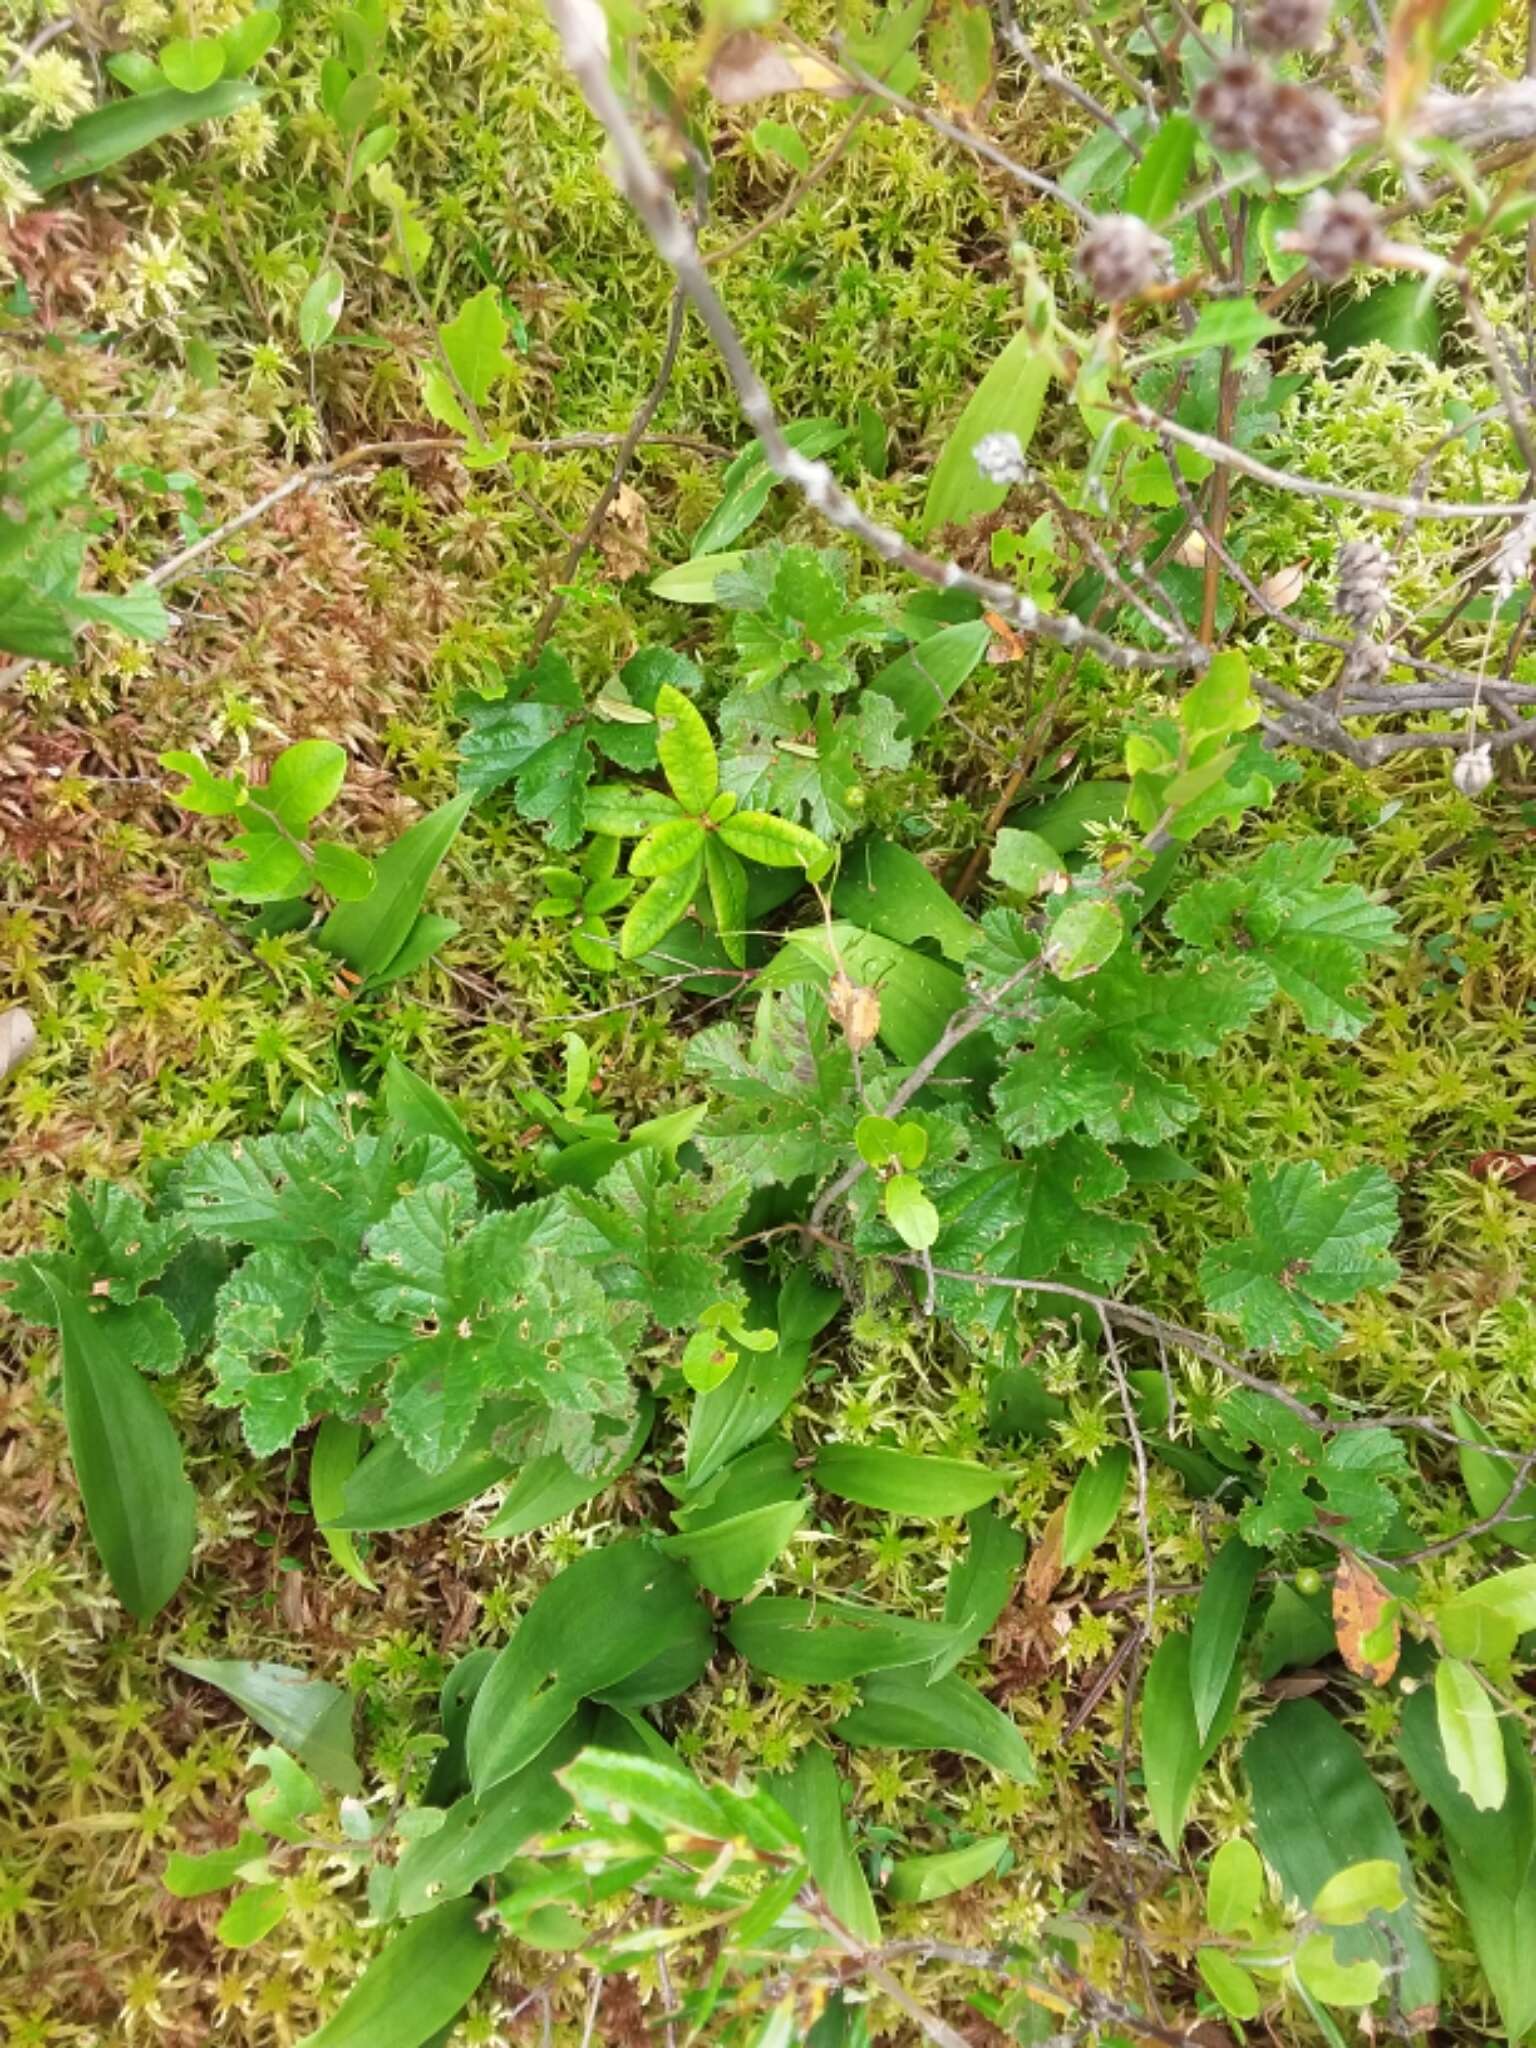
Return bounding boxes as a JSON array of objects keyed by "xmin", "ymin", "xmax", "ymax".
[{"xmin": 4, "ymin": 0, "xmax": 1536, "ymax": 2042}]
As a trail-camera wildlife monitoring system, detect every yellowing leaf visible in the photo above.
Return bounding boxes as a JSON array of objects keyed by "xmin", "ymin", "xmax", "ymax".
[
  {"xmin": 1434, "ymin": 1657, "xmax": 1508, "ymax": 1812},
  {"xmin": 1332, "ymin": 1550, "xmax": 1400, "ymax": 1685}
]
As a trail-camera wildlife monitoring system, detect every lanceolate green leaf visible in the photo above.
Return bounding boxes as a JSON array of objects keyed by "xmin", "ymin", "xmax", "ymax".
[
  {"xmin": 1399, "ymin": 1680, "xmax": 1536, "ymax": 2043},
  {"xmin": 333, "ymin": 1408, "xmax": 520, "ymax": 1531},
  {"xmin": 728, "ymin": 1595, "xmax": 968, "ymax": 1683},
  {"xmin": 318, "ymin": 794, "xmax": 470, "ymax": 982},
  {"xmin": 1189, "ymin": 1536, "xmax": 1263, "ymax": 1742},
  {"xmin": 394, "ymin": 1717, "xmax": 587, "ymax": 1919},
  {"xmin": 922, "ymin": 328, "xmax": 1052, "ymax": 533},
  {"xmin": 834, "ymin": 1668, "xmax": 1036, "ymax": 1782},
  {"xmin": 37, "ymin": 1267, "xmax": 195, "ymax": 1626},
  {"xmin": 933, "ymin": 1505, "xmax": 1025, "ymax": 1681},
  {"xmin": 1125, "ymin": 114, "xmax": 1198, "ymax": 226},
  {"xmin": 867, "ymin": 618, "xmax": 992, "ymax": 738},
  {"xmin": 1245, "ymin": 1699, "xmax": 1439, "ymax": 2018},
  {"xmin": 691, "ymin": 420, "xmax": 850, "ymax": 556},
  {"xmin": 765, "ymin": 1747, "xmax": 880, "ymax": 1943},
  {"xmin": 1140, "ymin": 1630, "xmax": 1239, "ymax": 1852},
  {"xmin": 297, "ymin": 1898, "xmax": 497, "ymax": 2048},
  {"xmin": 1060, "ymin": 1447, "xmax": 1130, "ymax": 1567},
  {"xmin": 13, "ymin": 81, "xmax": 260, "ymax": 192},
  {"xmin": 308, "ymin": 1417, "xmax": 376, "ymax": 1592},
  {"xmin": 813, "ymin": 1444, "xmax": 1002, "ymax": 1518},
  {"xmin": 168, "ymin": 1656, "xmax": 361, "ymax": 1794},
  {"xmin": 466, "ymin": 1543, "xmax": 709, "ymax": 1792}
]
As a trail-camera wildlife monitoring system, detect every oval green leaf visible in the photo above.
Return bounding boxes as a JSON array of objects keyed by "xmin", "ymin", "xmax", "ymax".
[
  {"xmin": 649, "ymin": 550, "xmax": 748, "ymax": 601},
  {"xmin": 1060, "ymin": 1445, "xmax": 1130, "ymax": 1568},
  {"xmin": 37, "ymin": 1268, "xmax": 195, "ymax": 1626},
  {"xmin": 654, "ymin": 683, "xmax": 718, "ymax": 813},
  {"xmin": 620, "ymin": 853, "xmax": 703, "ymax": 959},
  {"xmin": 160, "ymin": 36, "xmax": 226, "ymax": 92},
  {"xmin": 813, "ymin": 1443, "xmax": 1002, "ymax": 1518},
  {"xmin": 297, "ymin": 1897, "xmax": 497, "ymax": 2048},
  {"xmin": 1434, "ymin": 1657, "xmax": 1508, "ymax": 1814},
  {"xmin": 885, "ymin": 1834, "xmax": 1006, "ymax": 1903},
  {"xmin": 921, "ymin": 328, "xmax": 1052, "ymax": 534}
]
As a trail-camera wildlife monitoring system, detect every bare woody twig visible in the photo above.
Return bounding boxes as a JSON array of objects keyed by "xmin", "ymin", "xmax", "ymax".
[{"xmin": 542, "ymin": 0, "xmax": 1194, "ymax": 677}]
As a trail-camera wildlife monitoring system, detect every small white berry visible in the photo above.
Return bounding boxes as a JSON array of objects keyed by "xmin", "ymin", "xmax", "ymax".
[{"xmin": 1451, "ymin": 744, "xmax": 1495, "ymax": 797}]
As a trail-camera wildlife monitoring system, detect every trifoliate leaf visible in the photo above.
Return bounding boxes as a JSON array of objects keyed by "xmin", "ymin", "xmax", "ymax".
[
  {"xmin": 1167, "ymin": 836, "xmax": 1400, "ymax": 1039},
  {"xmin": 1199, "ymin": 1162, "xmax": 1400, "ymax": 1354},
  {"xmin": 994, "ymin": 951, "xmax": 1268, "ymax": 1148}
]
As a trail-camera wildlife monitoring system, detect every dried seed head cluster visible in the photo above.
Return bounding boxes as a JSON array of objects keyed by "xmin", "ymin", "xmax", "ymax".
[
  {"xmin": 1074, "ymin": 213, "xmax": 1171, "ymax": 303},
  {"xmin": 1194, "ymin": 60, "xmax": 1343, "ymax": 178},
  {"xmin": 1193, "ymin": 59, "xmax": 1271, "ymax": 153},
  {"xmin": 1334, "ymin": 536, "xmax": 1391, "ymax": 629},
  {"xmin": 1247, "ymin": 0, "xmax": 1334, "ymax": 53},
  {"xmin": 1340, "ymin": 638, "xmax": 1389, "ymax": 689},
  {"xmin": 1294, "ymin": 189, "xmax": 1382, "ymax": 281}
]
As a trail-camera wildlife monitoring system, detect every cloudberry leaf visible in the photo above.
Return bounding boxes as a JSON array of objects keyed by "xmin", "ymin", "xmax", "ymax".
[
  {"xmin": 688, "ymin": 987, "xmax": 870, "ymax": 1188},
  {"xmin": 994, "ymin": 951, "xmax": 1268, "ymax": 1148},
  {"xmin": 564, "ymin": 1152, "xmax": 748, "ymax": 1329},
  {"xmin": 1199, "ymin": 1162, "xmax": 1400, "ymax": 1354},
  {"xmin": 1167, "ymin": 836, "xmax": 1400, "ymax": 1039}
]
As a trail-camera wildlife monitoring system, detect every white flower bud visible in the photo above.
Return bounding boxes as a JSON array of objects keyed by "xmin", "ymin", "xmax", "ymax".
[
  {"xmin": 972, "ymin": 431, "xmax": 1029, "ymax": 487},
  {"xmin": 1451, "ymin": 744, "xmax": 1494, "ymax": 797}
]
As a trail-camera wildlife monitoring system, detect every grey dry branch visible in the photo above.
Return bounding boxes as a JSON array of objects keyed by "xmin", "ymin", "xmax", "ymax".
[{"xmin": 542, "ymin": 0, "xmax": 1193, "ymax": 678}]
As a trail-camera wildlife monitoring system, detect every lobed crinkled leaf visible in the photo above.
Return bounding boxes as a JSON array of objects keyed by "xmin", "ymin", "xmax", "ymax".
[
  {"xmin": 1168, "ymin": 836, "xmax": 1400, "ymax": 1039},
  {"xmin": 687, "ymin": 986, "xmax": 869, "ymax": 1188},
  {"xmin": 994, "ymin": 951, "xmax": 1269, "ymax": 1148},
  {"xmin": 1199, "ymin": 1161, "xmax": 1400, "ymax": 1354}
]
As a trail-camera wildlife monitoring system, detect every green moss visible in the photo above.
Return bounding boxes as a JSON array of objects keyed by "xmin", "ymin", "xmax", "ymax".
[{"xmin": 4, "ymin": 0, "xmax": 1536, "ymax": 2039}]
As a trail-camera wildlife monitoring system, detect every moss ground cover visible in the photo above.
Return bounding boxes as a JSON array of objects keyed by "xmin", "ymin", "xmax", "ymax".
[{"xmin": 4, "ymin": 1, "xmax": 1536, "ymax": 2041}]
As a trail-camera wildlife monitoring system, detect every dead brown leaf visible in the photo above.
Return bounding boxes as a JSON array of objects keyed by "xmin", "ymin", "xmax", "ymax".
[
  {"xmin": 706, "ymin": 31, "xmax": 852, "ymax": 105},
  {"xmin": 596, "ymin": 483, "xmax": 650, "ymax": 582},
  {"xmin": 1024, "ymin": 1502, "xmax": 1066, "ymax": 1606},
  {"xmin": 989, "ymin": 1506, "xmax": 1070, "ymax": 1697},
  {"xmin": 827, "ymin": 970, "xmax": 881, "ymax": 1052},
  {"xmin": 1263, "ymin": 1669, "xmax": 1331, "ymax": 1700},
  {"xmin": 1332, "ymin": 1549, "xmax": 1400, "ymax": 1685},
  {"xmin": 1257, "ymin": 562, "xmax": 1307, "ymax": 609},
  {"xmin": 1469, "ymin": 1150, "xmax": 1536, "ymax": 1202}
]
